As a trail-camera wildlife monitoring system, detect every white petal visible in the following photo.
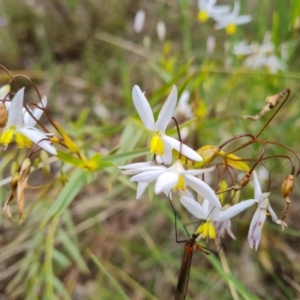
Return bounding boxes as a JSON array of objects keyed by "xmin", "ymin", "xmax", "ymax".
[
  {"xmin": 185, "ymin": 175, "xmax": 221, "ymax": 208},
  {"xmin": 155, "ymin": 86, "xmax": 177, "ymax": 132},
  {"xmin": 7, "ymin": 88, "xmax": 25, "ymax": 128},
  {"xmin": 18, "ymin": 127, "xmax": 57, "ymax": 155},
  {"xmin": 119, "ymin": 162, "xmax": 166, "ymax": 175},
  {"xmin": 156, "ymin": 21, "xmax": 166, "ymax": 42},
  {"xmin": 119, "ymin": 161, "xmax": 153, "ymax": 170},
  {"xmin": 248, "ymin": 207, "xmax": 266, "ymax": 250},
  {"xmin": 0, "ymin": 85, "xmax": 10, "ymax": 99},
  {"xmin": 25, "ymin": 95, "xmax": 48, "ymax": 126},
  {"xmin": 217, "ymin": 199, "xmax": 256, "ymax": 222},
  {"xmin": 266, "ymin": 202, "xmax": 280, "ymax": 224},
  {"xmin": 210, "ymin": 5, "xmax": 231, "ymax": 15},
  {"xmin": 134, "ymin": 9, "xmax": 145, "ymax": 33},
  {"xmin": 234, "ymin": 16, "xmax": 252, "ymax": 25},
  {"xmin": 132, "ymin": 85, "xmax": 155, "ymax": 130},
  {"xmin": 180, "ymin": 196, "xmax": 206, "ymax": 219},
  {"xmin": 162, "ymin": 135, "xmax": 203, "ymax": 162},
  {"xmin": 184, "ymin": 166, "xmax": 215, "ymax": 176},
  {"xmin": 154, "ymin": 172, "xmax": 178, "ymax": 194},
  {"xmin": 130, "ymin": 170, "xmax": 163, "ymax": 182},
  {"xmin": 252, "ymin": 171, "xmax": 262, "ymax": 200},
  {"xmin": 158, "ymin": 139, "xmax": 172, "ymax": 165},
  {"xmin": 136, "ymin": 182, "xmax": 149, "ymax": 199}
]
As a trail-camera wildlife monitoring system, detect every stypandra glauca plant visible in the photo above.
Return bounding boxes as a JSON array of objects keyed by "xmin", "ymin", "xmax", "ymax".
[
  {"xmin": 0, "ymin": 65, "xmax": 116, "ymax": 223},
  {"xmin": 120, "ymin": 85, "xmax": 298, "ymax": 298}
]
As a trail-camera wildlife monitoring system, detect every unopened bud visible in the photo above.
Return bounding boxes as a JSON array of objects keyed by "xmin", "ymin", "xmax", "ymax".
[
  {"xmin": 281, "ymin": 175, "xmax": 294, "ymax": 198},
  {"xmin": 11, "ymin": 172, "xmax": 20, "ymax": 189},
  {"xmin": 196, "ymin": 145, "xmax": 219, "ymax": 167},
  {"xmin": 240, "ymin": 172, "xmax": 251, "ymax": 187},
  {"xmin": 0, "ymin": 104, "xmax": 8, "ymax": 128},
  {"xmin": 20, "ymin": 158, "xmax": 31, "ymax": 177}
]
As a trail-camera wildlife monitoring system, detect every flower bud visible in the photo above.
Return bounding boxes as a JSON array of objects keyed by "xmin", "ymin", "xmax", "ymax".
[
  {"xmin": 195, "ymin": 145, "xmax": 219, "ymax": 167},
  {"xmin": 240, "ymin": 172, "xmax": 251, "ymax": 187},
  {"xmin": 281, "ymin": 175, "xmax": 294, "ymax": 198}
]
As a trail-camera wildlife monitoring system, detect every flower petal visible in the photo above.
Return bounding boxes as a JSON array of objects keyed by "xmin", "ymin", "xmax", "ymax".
[
  {"xmin": 180, "ymin": 196, "xmax": 206, "ymax": 219},
  {"xmin": 18, "ymin": 127, "xmax": 57, "ymax": 155},
  {"xmin": 158, "ymin": 139, "xmax": 172, "ymax": 164},
  {"xmin": 130, "ymin": 170, "xmax": 163, "ymax": 183},
  {"xmin": 7, "ymin": 88, "xmax": 24, "ymax": 128},
  {"xmin": 162, "ymin": 135, "xmax": 203, "ymax": 162},
  {"xmin": 154, "ymin": 172, "xmax": 178, "ymax": 195},
  {"xmin": 252, "ymin": 171, "xmax": 262, "ymax": 200},
  {"xmin": 248, "ymin": 207, "xmax": 266, "ymax": 250},
  {"xmin": 155, "ymin": 85, "xmax": 177, "ymax": 132},
  {"xmin": 185, "ymin": 175, "xmax": 221, "ymax": 208},
  {"xmin": 217, "ymin": 199, "xmax": 256, "ymax": 221},
  {"xmin": 132, "ymin": 85, "xmax": 155, "ymax": 130},
  {"xmin": 0, "ymin": 85, "xmax": 10, "ymax": 100},
  {"xmin": 24, "ymin": 95, "xmax": 47, "ymax": 126},
  {"xmin": 136, "ymin": 182, "xmax": 149, "ymax": 199}
]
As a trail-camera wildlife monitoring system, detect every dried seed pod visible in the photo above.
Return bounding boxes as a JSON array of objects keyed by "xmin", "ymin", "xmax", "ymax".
[
  {"xmin": 0, "ymin": 103, "xmax": 8, "ymax": 128},
  {"xmin": 280, "ymin": 175, "xmax": 294, "ymax": 222},
  {"xmin": 243, "ymin": 92, "xmax": 283, "ymax": 121}
]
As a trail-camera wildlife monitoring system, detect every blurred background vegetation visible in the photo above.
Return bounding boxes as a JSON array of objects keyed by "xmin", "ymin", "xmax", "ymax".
[{"xmin": 1, "ymin": 0, "xmax": 300, "ymax": 299}]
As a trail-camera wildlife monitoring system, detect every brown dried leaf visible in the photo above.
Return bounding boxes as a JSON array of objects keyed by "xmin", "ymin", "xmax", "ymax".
[{"xmin": 17, "ymin": 158, "xmax": 31, "ymax": 219}]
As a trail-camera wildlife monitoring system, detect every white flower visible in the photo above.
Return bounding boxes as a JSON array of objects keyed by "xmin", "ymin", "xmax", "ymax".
[
  {"xmin": 156, "ymin": 21, "xmax": 166, "ymax": 42},
  {"xmin": 124, "ymin": 160, "xmax": 220, "ymax": 207},
  {"xmin": 213, "ymin": 1, "xmax": 252, "ymax": 34},
  {"xmin": 134, "ymin": 9, "xmax": 145, "ymax": 33},
  {"xmin": 0, "ymin": 85, "xmax": 10, "ymax": 103},
  {"xmin": 0, "ymin": 88, "xmax": 57, "ymax": 155},
  {"xmin": 233, "ymin": 41, "xmax": 257, "ymax": 56},
  {"xmin": 180, "ymin": 196, "xmax": 256, "ymax": 239},
  {"xmin": 248, "ymin": 171, "xmax": 286, "ymax": 250},
  {"xmin": 197, "ymin": 0, "xmax": 230, "ymax": 22},
  {"xmin": 132, "ymin": 85, "xmax": 202, "ymax": 164},
  {"xmin": 174, "ymin": 90, "xmax": 193, "ymax": 119},
  {"xmin": 233, "ymin": 35, "xmax": 286, "ymax": 73}
]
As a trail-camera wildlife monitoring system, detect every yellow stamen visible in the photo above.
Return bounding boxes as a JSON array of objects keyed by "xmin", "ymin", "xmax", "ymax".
[
  {"xmin": 196, "ymin": 220, "xmax": 216, "ymax": 239},
  {"xmin": 150, "ymin": 134, "xmax": 164, "ymax": 156},
  {"xmin": 172, "ymin": 174, "xmax": 186, "ymax": 192},
  {"xmin": 198, "ymin": 11, "xmax": 209, "ymax": 22},
  {"xmin": 226, "ymin": 24, "xmax": 237, "ymax": 35},
  {"xmin": 15, "ymin": 132, "xmax": 32, "ymax": 148},
  {"xmin": 0, "ymin": 126, "xmax": 15, "ymax": 146}
]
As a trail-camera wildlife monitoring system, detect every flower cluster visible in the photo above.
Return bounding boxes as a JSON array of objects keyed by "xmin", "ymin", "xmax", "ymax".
[
  {"xmin": 233, "ymin": 34, "xmax": 287, "ymax": 73},
  {"xmin": 198, "ymin": 0, "xmax": 252, "ymax": 35},
  {"xmin": 0, "ymin": 85, "xmax": 57, "ymax": 155},
  {"xmin": 120, "ymin": 85, "xmax": 294, "ymax": 250},
  {"xmin": 0, "ymin": 84, "xmax": 58, "ymax": 219}
]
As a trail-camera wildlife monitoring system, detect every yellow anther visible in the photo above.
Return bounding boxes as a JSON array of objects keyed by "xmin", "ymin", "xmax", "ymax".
[
  {"xmin": 150, "ymin": 134, "xmax": 164, "ymax": 156},
  {"xmin": 0, "ymin": 126, "xmax": 15, "ymax": 146},
  {"xmin": 173, "ymin": 174, "xmax": 186, "ymax": 192},
  {"xmin": 15, "ymin": 132, "xmax": 32, "ymax": 148},
  {"xmin": 196, "ymin": 220, "xmax": 216, "ymax": 239},
  {"xmin": 198, "ymin": 11, "xmax": 209, "ymax": 22},
  {"xmin": 226, "ymin": 24, "xmax": 237, "ymax": 35}
]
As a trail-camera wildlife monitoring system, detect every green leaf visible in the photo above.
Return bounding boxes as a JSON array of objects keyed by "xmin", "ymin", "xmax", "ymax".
[
  {"xmin": 57, "ymin": 150, "xmax": 83, "ymax": 167},
  {"xmin": 40, "ymin": 168, "xmax": 89, "ymax": 228},
  {"xmin": 57, "ymin": 229, "xmax": 89, "ymax": 274}
]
